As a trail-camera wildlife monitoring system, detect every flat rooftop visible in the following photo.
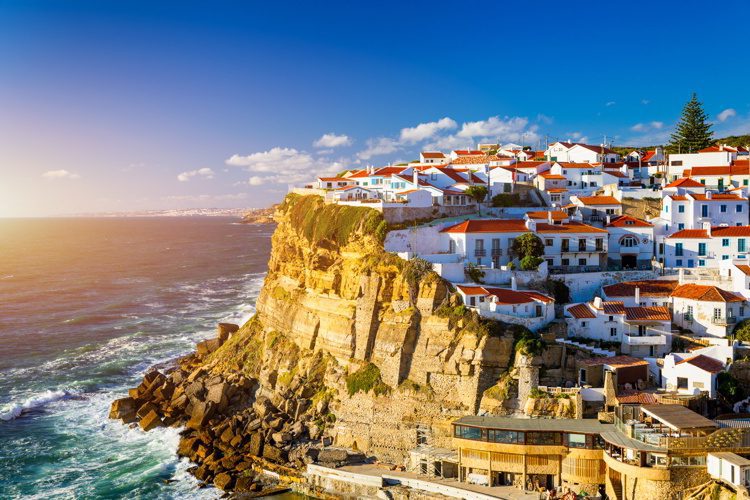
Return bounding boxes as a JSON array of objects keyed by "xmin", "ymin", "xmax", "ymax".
[
  {"xmin": 453, "ymin": 416, "xmax": 614, "ymax": 434},
  {"xmin": 641, "ymin": 404, "xmax": 718, "ymax": 431}
]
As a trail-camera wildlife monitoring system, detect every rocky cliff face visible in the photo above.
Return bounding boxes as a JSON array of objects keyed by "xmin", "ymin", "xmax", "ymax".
[{"xmin": 111, "ymin": 194, "xmax": 522, "ymax": 493}]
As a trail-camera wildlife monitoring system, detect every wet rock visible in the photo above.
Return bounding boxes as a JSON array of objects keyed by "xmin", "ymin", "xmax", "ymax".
[
  {"xmin": 109, "ymin": 397, "xmax": 136, "ymax": 420},
  {"xmin": 139, "ymin": 410, "xmax": 163, "ymax": 432},
  {"xmin": 177, "ymin": 437, "xmax": 199, "ymax": 457},
  {"xmin": 213, "ymin": 472, "xmax": 234, "ymax": 491},
  {"xmin": 136, "ymin": 402, "xmax": 159, "ymax": 420}
]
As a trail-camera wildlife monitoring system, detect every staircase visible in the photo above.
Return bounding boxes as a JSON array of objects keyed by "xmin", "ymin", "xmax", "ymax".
[{"xmin": 611, "ymin": 481, "xmax": 623, "ymax": 500}]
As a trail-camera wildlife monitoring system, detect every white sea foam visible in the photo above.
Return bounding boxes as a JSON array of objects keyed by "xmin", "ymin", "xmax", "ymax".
[{"xmin": 0, "ymin": 389, "xmax": 75, "ymax": 421}]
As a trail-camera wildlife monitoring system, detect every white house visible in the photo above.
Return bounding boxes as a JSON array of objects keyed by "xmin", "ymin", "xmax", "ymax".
[
  {"xmin": 565, "ymin": 297, "xmax": 671, "ymax": 357},
  {"xmin": 707, "ymin": 453, "xmax": 750, "ymax": 489},
  {"xmin": 660, "ymin": 353, "xmax": 725, "ymax": 398},
  {"xmin": 456, "ymin": 283, "xmax": 555, "ymax": 332},
  {"xmin": 605, "ymin": 215, "xmax": 655, "ymax": 269},
  {"xmin": 331, "ymin": 185, "xmax": 379, "ymax": 202},
  {"xmin": 664, "ymin": 224, "xmax": 750, "ymax": 269},
  {"xmin": 316, "ymin": 177, "xmax": 356, "ymax": 190},
  {"xmin": 666, "ymin": 150, "xmax": 736, "ymax": 180},
  {"xmin": 569, "ymin": 194, "xmax": 623, "ymax": 225},
  {"xmin": 549, "ymin": 162, "xmax": 603, "ymax": 189},
  {"xmin": 670, "ymin": 283, "xmax": 748, "ymax": 338},
  {"xmin": 420, "ymin": 151, "xmax": 448, "ymax": 165},
  {"xmin": 601, "ymin": 279, "xmax": 678, "ymax": 307},
  {"xmin": 545, "ymin": 141, "xmax": 620, "ymax": 164}
]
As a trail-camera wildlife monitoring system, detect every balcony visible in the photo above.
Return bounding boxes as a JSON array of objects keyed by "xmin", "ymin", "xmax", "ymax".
[
  {"xmin": 490, "ymin": 248, "xmax": 502, "ymax": 256},
  {"xmin": 624, "ymin": 334, "xmax": 667, "ymax": 346},
  {"xmin": 474, "ymin": 248, "xmax": 487, "ymax": 257},
  {"xmin": 711, "ymin": 315, "xmax": 737, "ymax": 325}
]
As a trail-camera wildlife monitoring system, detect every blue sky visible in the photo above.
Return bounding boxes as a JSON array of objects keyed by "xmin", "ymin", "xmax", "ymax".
[{"xmin": 2, "ymin": 0, "xmax": 750, "ymax": 216}]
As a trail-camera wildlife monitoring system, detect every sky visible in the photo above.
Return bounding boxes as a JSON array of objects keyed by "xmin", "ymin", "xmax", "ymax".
[{"xmin": 2, "ymin": 0, "xmax": 750, "ymax": 217}]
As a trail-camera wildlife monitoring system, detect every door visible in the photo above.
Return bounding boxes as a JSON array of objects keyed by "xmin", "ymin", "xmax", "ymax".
[
  {"xmin": 719, "ymin": 178, "xmax": 724, "ymax": 191},
  {"xmin": 621, "ymin": 255, "xmax": 637, "ymax": 269}
]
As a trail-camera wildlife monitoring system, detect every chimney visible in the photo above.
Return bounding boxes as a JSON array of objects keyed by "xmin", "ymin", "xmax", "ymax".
[
  {"xmin": 593, "ymin": 297, "xmax": 603, "ymax": 309},
  {"xmin": 706, "ymin": 190, "xmax": 713, "ymax": 200},
  {"xmin": 413, "ymin": 168, "xmax": 419, "ymax": 186},
  {"xmin": 703, "ymin": 220, "xmax": 712, "ymax": 237},
  {"xmin": 606, "ymin": 215, "xmax": 611, "ymax": 225},
  {"xmin": 511, "ymin": 276, "xmax": 517, "ymax": 291},
  {"xmin": 547, "ymin": 211, "xmax": 553, "ymax": 224},
  {"xmin": 525, "ymin": 219, "xmax": 537, "ymax": 231},
  {"xmin": 720, "ymin": 144, "xmax": 725, "ymax": 151},
  {"xmin": 679, "ymin": 268, "xmax": 685, "ymax": 285},
  {"xmin": 634, "ymin": 286, "xmax": 640, "ymax": 305}
]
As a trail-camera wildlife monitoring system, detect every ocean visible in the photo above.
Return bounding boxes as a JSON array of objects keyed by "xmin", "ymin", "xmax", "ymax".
[{"xmin": 0, "ymin": 217, "xmax": 274, "ymax": 499}]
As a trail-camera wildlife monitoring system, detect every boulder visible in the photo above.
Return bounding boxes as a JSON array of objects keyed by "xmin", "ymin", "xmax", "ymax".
[
  {"xmin": 193, "ymin": 465, "xmax": 211, "ymax": 482},
  {"xmin": 217, "ymin": 323, "xmax": 239, "ymax": 341},
  {"xmin": 206, "ymin": 382, "xmax": 229, "ymax": 408},
  {"xmin": 196, "ymin": 339, "xmax": 221, "ymax": 357},
  {"xmin": 245, "ymin": 418, "xmax": 262, "ymax": 433},
  {"xmin": 213, "ymin": 472, "xmax": 234, "ymax": 491},
  {"xmin": 187, "ymin": 402, "xmax": 215, "ymax": 430},
  {"xmin": 136, "ymin": 402, "xmax": 159, "ymax": 420},
  {"xmin": 234, "ymin": 475, "xmax": 256, "ymax": 492},
  {"xmin": 317, "ymin": 448, "xmax": 349, "ymax": 463},
  {"xmin": 262, "ymin": 445, "xmax": 287, "ymax": 463},
  {"xmin": 271, "ymin": 431, "xmax": 291, "ymax": 445},
  {"xmin": 245, "ymin": 432, "xmax": 263, "ymax": 457},
  {"xmin": 139, "ymin": 410, "xmax": 163, "ymax": 432},
  {"xmin": 152, "ymin": 383, "xmax": 174, "ymax": 402},
  {"xmin": 177, "ymin": 437, "xmax": 199, "ymax": 457},
  {"xmin": 220, "ymin": 427, "xmax": 235, "ymax": 444},
  {"xmin": 109, "ymin": 397, "xmax": 136, "ymax": 420}
]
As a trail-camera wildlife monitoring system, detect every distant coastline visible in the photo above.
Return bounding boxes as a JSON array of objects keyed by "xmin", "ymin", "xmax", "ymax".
[{"xmin": 44, "ymin": 207, "xmax": 276, "ymax": 219}]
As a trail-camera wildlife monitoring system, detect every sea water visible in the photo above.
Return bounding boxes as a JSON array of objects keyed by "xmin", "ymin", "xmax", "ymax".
[{"xmin": 0, "ymin": 217, "xmax": 273, "ymax": 499}]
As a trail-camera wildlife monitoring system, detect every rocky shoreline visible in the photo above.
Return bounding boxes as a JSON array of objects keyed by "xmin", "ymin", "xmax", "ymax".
[{"xmin": 109, "ymin": 323, "xmax": 363, "ymax": 496}]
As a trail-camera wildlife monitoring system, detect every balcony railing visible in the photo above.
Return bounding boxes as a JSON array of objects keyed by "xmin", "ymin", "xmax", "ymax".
[
  {"xmin": 491, "ymin": 248, "xmax": 502, "ymax": 256},
  {"xmin": 624, "ymin": 334, "xmax": 667, "ymax": 346},
  {"xmin": 712, "ymin": 315, "xmax": 737, "ymax": 325},
  {"xmin": 474, "ymin": 249, "xmax": 487, "ymax": 257}
]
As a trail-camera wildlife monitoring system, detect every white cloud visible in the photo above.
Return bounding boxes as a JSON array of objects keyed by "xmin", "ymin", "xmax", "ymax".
[
  {"xmin": 313, "ymin": 133, "xmax": 351, "ymax": 148},
  {"xmin": 536, "ymin": 114, "xmax": 554, "ymax": 125},
  {"xmin": 650, "ymin": 121, "xmax": 664, "ymax": 129},
  {"xmin": 356, "ymin": 137, "xmax": 401, "ymax": 160},
  {"xmin": 423, "ymin": 115, "xmax": 540, "ymax": 151},
  {"xmin": 399, "ymin": 117, "xmax": 457, "ymax": 143},
  {"xmin": 226, "ymin": 147, "xmax": 343, "ymax": 185},
  {"xmin": 177, "ymin": 167, "xmax": 214, "ymax": 182},
  {"xmin": 631, "ymin": 122, "xmax": 663, "ymax": 133},
  {"xmin": 717, "ymin": 108, "xmax": 737, "ymax": 122},
  {"xmin": 42, "ymin": 169, "xmax": 80, "ymax": 180},
  {"xmin": 605, "ymin": 101, "xmax": 616, "ymax": 107},
  {"xmin": 641, "ymin": 99, "xmax": 650, "ymax": 105}
]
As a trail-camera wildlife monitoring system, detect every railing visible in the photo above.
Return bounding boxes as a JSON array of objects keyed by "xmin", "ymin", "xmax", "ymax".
[
  {"xmin": 550, "ymin": 265, "xmax": 605, "ymax": 274},
  {"xmin": 474, "ymin": 249, "xmax": 486, "ymax": 257},
  {"xmin": 712, "ymin": 315, "xmax": 738, "ymax": 325},
  {"xmin": 491, "ymin": 248, "xmax": 502, "ymax": 256},
  {"xmin": 624, "ymin": 334, "xmax": 667, "ymax": 346}
]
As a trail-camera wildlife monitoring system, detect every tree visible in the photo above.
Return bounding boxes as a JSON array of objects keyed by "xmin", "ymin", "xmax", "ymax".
[
  {"xmin": 464, "ymin": 185, "xmax": 488, "ymax": 215},
  {"xmin": 669, "ymin": 93, "xmax": 714, "ymax": 153},
  {"xmin": 511, "ymin": 233, "xmax": 545, "ymax": 260},
  {"xmin": 733, "ymin": 319, "xmax": 750, "ymax": 342},
  {"xmin": 520, "ymin": 255, "xmax": 544, "ymax": 271}
]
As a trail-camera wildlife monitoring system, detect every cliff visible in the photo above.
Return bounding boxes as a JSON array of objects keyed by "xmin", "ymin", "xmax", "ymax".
[{"xmin": 110, "ymin": 194, "xmax": 526, "ymax": 493}]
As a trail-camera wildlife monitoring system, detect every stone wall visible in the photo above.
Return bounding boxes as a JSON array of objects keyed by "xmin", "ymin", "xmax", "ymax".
[{"xmin": 558, "ymin": 269, "xmax": 660, "ymax": 302}]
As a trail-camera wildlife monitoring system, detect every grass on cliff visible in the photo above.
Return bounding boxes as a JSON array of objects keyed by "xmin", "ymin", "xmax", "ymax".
[
  {"xmin": 345, "ymin": 362, "xmax": 390, "ymax": 396},
  {"xmin": 281, "ymin": 194, "xmax": 387, "ymax": 246}
]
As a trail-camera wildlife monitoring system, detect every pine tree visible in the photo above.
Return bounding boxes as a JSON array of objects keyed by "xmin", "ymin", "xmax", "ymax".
[{"xmin": 669, "ymin": 93, "xmax": 714, "ymax": 153}]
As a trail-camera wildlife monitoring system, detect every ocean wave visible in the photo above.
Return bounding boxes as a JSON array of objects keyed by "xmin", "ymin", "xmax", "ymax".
[{"xmin": 0, "ymin": 389, "xmax": 77, "ymax": 421}]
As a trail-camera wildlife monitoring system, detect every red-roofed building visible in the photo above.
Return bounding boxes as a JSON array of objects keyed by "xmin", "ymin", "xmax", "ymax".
[
  {"xmin": 455, "ymin": 283, "xmax": 555, "ymax": 331},
  {"xmin": 570, "ymin": 195, "xmax": 623, "ymax": 225},
  {"xmin": 565, "ymin": 296, "xmax": 671, "ymax": 357},
  {"xmin": 605, "ymin": 215, "xmax": 655, "ymax": 270},
  {"xmin": 662, "ymin": 351, "xmax": 729, "ymax": 398},
  {"xmin": 419, "ymin": 151, "xmax": 448, "ymax": 165},
  {"xmin": 664, "ymin": 223, "xmax": 750, "ymax": 271},
  {"xmin": 546, "ymin": 141, "xmax": 620, "ymax": 164},
  {"xmin": 670, "ymin": 283, "xmax": 747, "ymax": 338},
  {"xmin": 316, "ymin": 176, "xmax": 357, "ymax": 190}
]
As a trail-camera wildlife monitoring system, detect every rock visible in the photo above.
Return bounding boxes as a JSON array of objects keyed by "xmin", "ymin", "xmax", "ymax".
[
  {"xmin": 230, "ymin": 435, "xmax": 244, "ymax": 448},
  {"xmin": 139, "ymin": 410, "xmax": 163, "ymax": 432},
  {"xmin": 169, "ymin": 370, "xmax": 184, "ymax": 385},
  {"xmin": 196, "ymin": 339, "xmax": 221, "ymax": 357},
  {"xmin": 187, "ymin": 367, "xmax": 206, "ymax": 383},
  {"xmin": 245, "ymin": 418, "xmax": 262, "ymax": 433},
  {"xmin": 220, "ymin": 427, "xmax": 235, "ymax": 444},
  {"xmin": 262, "ymin": 444, "xmax": 287, "ymax": 463},
  {"xmin": 185, "ymin": 381, "xmax": 205, "ymax": 402},
  {"xmin": 234, "ymin": 475, "xmax": 255, "ymax": 492},
  {"xmin": 152, "ymin": 383, "xmax": 174, "ymax": 402},
  {"xmin": 290, "ymin": 421, "xmax": 305, "ymax": 436},
  {"xmin": 271, "ymin": 431, "xmax": 291, "ymax": 445},
  {"xmin": 253, "ymin": 397, "xmax": 275, "ymax": 418},
  {"xmin": 128, "ymin": 388, "xmax": 141, "ymax": 400},
  {"xmin": 217, "ymin": 323, "xmax": 239, "ymax": 341},
  {"xmin": 317, "ymin": 448, "xmax": 348, "ymax": 463},
  {"xmin": 187, "ymin": 402, "xmax": 215, "ymax": 430},
  {"xmin": 220, "ymin": 455, "xmax": 241, "ymax": 469},
  {"xmin": 236, "ymin": 461, "xmax": 253, "ymax": 472},
  {"xmin": 136, "ymin": 402, "xmax": 159, "ymax": 420},
  {"xmin": 193, "ymin": 465, "xmax": 212, "ymax": 482},
  {"xmin": 267, "ymin": 417, "xmax": 284, "ymax": 431},
  {"xmin": 109, "ymin": 397, "xmax": 136, "ymax": 420},
  {"xmin": 308, "ymin": 423, "xmax": 322, "ymax": 440},
  {"xmin": 206, "ymin": 383, "xmax": 229, "ymax": 409},
  {"xmin": 213, "ymin": 472, "xmax": 234, "ymax": 491},
  {"xmin": 245, "ymin": 432, "xmax": 263, "ymax": 456},
  {"xmin": 177, "ymin": 437, "xmax": 199, "ymax": 457}
]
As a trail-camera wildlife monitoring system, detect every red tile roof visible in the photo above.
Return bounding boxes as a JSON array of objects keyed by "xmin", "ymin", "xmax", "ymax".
[
  {"xmin": 575, "ymin": 195, "xmax": 622, "ymax": 206},
  {"xmin": 606, "ymin": 215, "xmax": 653, "ymax": 227},
  {"xmin": 546, "ymin": 188, "xmax": 568, "ymax": 193},
  {"xmin": 440, "ymin": 219, "xmax": 529, "ymax": 234},
  {"xmin": 735, "ymin": 265, "xmax": 750, "ymax": 276},
  {"xmin": 676, "ymin": 354, "xmax": 725, "ymax": 373},
  {"xmin": 667, "ymin": 229, "xmax": 708, "ymax": 239},
  {"xmin": 625, "ymin": 306, "xmax": 671, "ymax": 322},
  {"xmin": 690, "ymin": 193, "xmax": 744, "ymax": 201},
  {"xmin": 536, "ymin": 221, "xmax": 608, "ymax": 234},
  {"xmin": 539, "ymin": 173, "xmax": 567, "ymax": 179},
  {"xmin": 711, "ymin": 226, "xmax": 750, "ymax": 237},
  {"xmin": 318, "ymin": 177, "xmax": 352, "ymax": 182},
  {"xmin": 553, "ymin": 142, "xmax": 617, "ymax": 155},
  {"xmin": 557, "ymin": 162, "xmax": 599, "ymax": 169},
  {"xmin": 453, "ymin": 150, "xmax": 483, "ymax": 156},
  {"xmin": 602, "ymin": 301, "xmax": 625, "ymax": 314},
  {"xmin": 603, "ymin": 280, "xmax": 678, "ymax": 297},
  {"xmin": 421, "ymin": 151, "xmax": 446, "ymax": 159},
  {"xmin": 616, "ymin": 391, "xmax": 658, "ymax": 405},
  {"xmin": 456, "ymin": 285, "xmax": 553, "ymax": 304},
  {"xmin": 450, "ymin": 155, "xmax": 500, "ymax": 165},
  {"xmin": 526, "ymin": 210, "xmax": 568, "ymax": 221},
  {"xmin": 567, "ymin": 303, "xmax": 595, "ymax": 319},
  {"xmin": 687, "ymin": 165, "xmax": 750, "ymax": 177},
  {"xmin": 671, "ymin": 284, "xmax": 745, "ymax": 302},
  {"xmin": 665, "ymin": 177, "xmax": 704, "ymax": 188}
]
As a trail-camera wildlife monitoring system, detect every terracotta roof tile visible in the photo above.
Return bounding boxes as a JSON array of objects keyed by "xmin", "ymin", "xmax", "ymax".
[
  {"xmin": 689, "ymin": 165, "xmax": 750, "ymax": 176},
  {"xmin": 671, "ymin": 284, "xmax": 744, "ymax": 302},
  {"xmin": 602, "ymin": 301, "xmax": 625, "ymax": 314},
  {"xmin": 735, "ymin": 265, "xmax": 750, "ymax": 276},
  {"xmin": 526, "ymin": 210, "xmax": 568, "ymax": 220},
  {"xmin": 606, "ymin": 215, "xmax": 653, "ymax": 227},
  {"xmin": 667, "ymin": 229, "xmax": 708, "ymax": 239},
  {"xmin": 567, "ymin": 303, "xmax": 595, "ymax": 319},
  {"xmin": 536, "ymin": 221, "xmax": 607, "ymax": 234},
  {"xmin": 616, "ymin": 391, "xmax": 659, "ymax": 405},
  {"xmin": 575, "ymin": 195, "xmax": 622, "ymax": 205},
  {"xmin": 421, "ymin": 151, "xmax": 446, "ymax": 159},
  {"xmin": 603, "ymin": 280, "xmax": 678, "ymax": 297},
  {"xmin": 580, "ymin": 355, "xmax": 649, "ymax": 367},
  {"xmin": 665, "ymin": 177, "xmax": 704, "ymax": 188},
  {"xmin": 676, "ymin": 354, "xmax": 725, "ymax": 373},
  {"xmin": 624, "ymin": 306, "xmax": 671, "ymax": 322},
  {"xmin": 440, "ymin": 219, "xmax": 529, "ymax": 234}
]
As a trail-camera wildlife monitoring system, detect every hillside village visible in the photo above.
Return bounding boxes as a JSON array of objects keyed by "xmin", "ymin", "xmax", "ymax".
[{"xmin": 293, "ymin": 138, "xmax": 750, "ymax": 499}]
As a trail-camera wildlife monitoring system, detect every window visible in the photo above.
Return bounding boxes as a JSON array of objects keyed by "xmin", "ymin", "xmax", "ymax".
[
  {"xmin": 723, "ymin": 255, "xmax": 729, "ymax": 260},
  {"xmin": 671, "ymin": 160, "xmax": 683, "ymax": 166},
  {"xmin": 581, "ymin": 321, "xmax": 587, "ymax": 327},
  {"xmin": 677, "ymin": 377, "xmax": 688, "ymax": 389},
  {"xmin": 698, "ymin": 243, "xmax": 706, "ymax": 256},
  {"xmin": 701, "ymin": 205, "xmax": 708, "ymax": 217},
  {"xmin": 678, "ymin": 223, "xmax": 685, "ymax": 230},
  {"xmin": 567, "ymin": 434, "xmax": 587, "ymax": 449},
  {"xmin": 608, "ymin": 315, "xmax": 614, "ymax": 322},
  {"xmin": 621, "ymin": 236, "xmax": 637, "ymax": 248},
  {"xmin": 454, "ymin": 425, "xmax": 482, "ymax": 440},
  {"xmin": 741, "ymin": 306, "xmax": 745, "ymax": 316},
  {"xmin": 561, "ymin": 239, "xmax": 570, "ymax": 252},
  {"xmin": 676, "ymin": 259, "xmax": 683, "ymax": 266},
  {"xmin": 610, "ymin": 327, "xmax": 617, "ymax": 337},
  {"xmin": 678, "ymin": 205, "xmax": 685, "ymax": 213},
  {"xmin": 738, "ymin": 205, "xmax": 744, "ymax": 213},
  {"xmin": 740, "ymin": 239, "xmax": 747, "ymax": 252},
  {"xmin": 723, "ymin": 238, "xmax": 730, "ymax": 247},
  {"xmin": 595, "ymin": 239, "xmax": 603, "ymax": 251},
  {"xmin": 686, "ymin": 305, "xmax": 693, "ymax": 320},
  {"xmin": 699, "ymin": 259, "xmax": 705, "ymax": 267},
  {"xmin": 545, "ymin": 238, "xmax": 553, "ymax": 246},
  {"xmin": 562, "ymin": 258, "xmax": 570, "ymax": 266},
  {"xmin": 675, "ymin": 243, "xmax": 683, "ymax": 256},
  {"xmin": 578, "ymin": 258, "xmax": 586, "ymax": 266},
  {"xmin": 488, "ymin": 430, "xmax": 522, "ymax": 444},
  {"xmin": 578, "ymin": 239, "xmax": 587, "ymax": 251},
  {"xmin": 714, "ymin": 308, "xmax": 722, "ymax": 319},
  {"xmin": 721, "ymin": 204, "xmax": 728, "ymax": 213},
  {"xmin": 526, "ymin": 432, "xmax": 561, "ymax": 445}
]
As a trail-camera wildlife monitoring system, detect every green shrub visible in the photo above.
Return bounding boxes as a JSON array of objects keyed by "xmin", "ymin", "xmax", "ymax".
[
  {"xmin": 529, "ymin": 388, "xmax": 549, "ymax": 399},
  {"xmin": 513, "ymin": 328, "xmax": 544, "ymax": 357},
  {"xmin": 491, "ymin": 193, "xmax": 521, "ymax": 207},
  {"xmin": 512, "ymin": 233, "xmax": 545, "ymax": 260},
  {"xmin": 520, "ymin": 255, "xmax": 544, "ymax": 271},
  {"xmin": 718, "ymin": 372, "xmax": 746, "ymax": 403},
  {"xmin": 345, "ymin": 363, "xmax": 390, "ymax": 396},
  {"xmin": 734, "ymin": 320, "xmax": 750, "ymax": 342},
  {"xmin": 465, "ymin": 263, "xmax": 485, "ymax": 283}
]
